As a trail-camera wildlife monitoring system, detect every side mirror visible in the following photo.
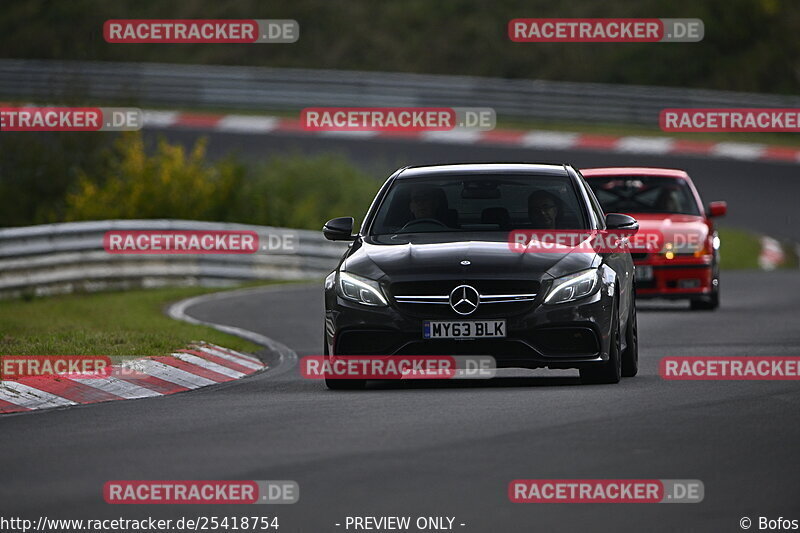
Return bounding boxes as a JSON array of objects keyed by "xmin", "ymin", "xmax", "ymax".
[
  {"xmin": 323, "ymin": 217, "xmax": 356, "ymax": 241},
  {"xmin": 707, "ymin": 201, "xmax": 727, "ymax": 218},
  {"xmin": 605, "ymin": 213, "xmax": 639, "ymax": 232}
]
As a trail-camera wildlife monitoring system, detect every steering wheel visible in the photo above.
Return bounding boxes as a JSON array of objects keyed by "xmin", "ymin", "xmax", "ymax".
[{"xmin": 399, "ymin": 218, "xmax": 448, "ymax": 231}]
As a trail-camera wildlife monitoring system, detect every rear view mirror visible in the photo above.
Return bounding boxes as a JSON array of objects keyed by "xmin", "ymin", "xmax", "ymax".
[
  {"xmin": 605, "ymin": 213, "xmax": 639, "ymax": 232},
  {"xmin": 323, "ymin": 217, "xmax": 356, "ymax": 241},
  {"xmin": 462, "ymin": 181, "xmax": 501, "ymax": 199},
  {"xmin": 708, "ymin": 201, "xmax": 727, "ymax": 217}
]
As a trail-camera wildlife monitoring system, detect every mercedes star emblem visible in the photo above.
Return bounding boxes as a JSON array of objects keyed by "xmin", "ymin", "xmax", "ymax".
[{"xmin": 449, "ymin": 284, "xmax": 480, "ymax": 315}]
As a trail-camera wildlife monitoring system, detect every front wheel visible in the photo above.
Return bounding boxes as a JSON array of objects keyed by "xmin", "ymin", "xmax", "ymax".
[
  {"xmin": 690, "ymin": 282, "xmax": 720, "ymax": 311},
  {"xmin": 580, "ymin": 300, "xmax": 622, "ymax": 384},
  {"xmin": 621, "ymin": 296, "xmax": 638, "ymax": 377}
]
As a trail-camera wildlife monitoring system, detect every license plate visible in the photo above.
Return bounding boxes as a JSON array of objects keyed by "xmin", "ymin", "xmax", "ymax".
[
  {"xmin": 423, "ymin": 320, "xmax": 506, "ymax": 339},
  {"xmin": 635, "ymin": 265, "xmax": 654, "ymax": 281}
]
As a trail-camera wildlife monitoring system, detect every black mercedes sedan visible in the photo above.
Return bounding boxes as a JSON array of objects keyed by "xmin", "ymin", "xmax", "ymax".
[{"xmin": 322, "ymin": 163, "xmax": 639, "ymax": 389}]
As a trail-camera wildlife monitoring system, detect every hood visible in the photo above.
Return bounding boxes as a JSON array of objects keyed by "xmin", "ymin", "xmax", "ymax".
[
  {"xmin": 343, "ymin": 234, "xmax": 597, "ymax": 281},
  {"xmin": 629, "ymin": 213, "xmax": 710, "ymax": 253}
]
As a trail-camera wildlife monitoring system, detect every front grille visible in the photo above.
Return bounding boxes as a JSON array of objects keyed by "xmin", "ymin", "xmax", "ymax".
[
  {"xmin": 390, "ymin": 279, "xmax": 539, "ymax": 296},
  {"xmin": 390, "ymin": 279, "xmax": 540, "ymax": 318}
]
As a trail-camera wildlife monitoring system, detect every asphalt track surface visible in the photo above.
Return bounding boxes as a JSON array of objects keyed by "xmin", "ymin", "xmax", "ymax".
[
  {"xmin": 2, "ymin": 129, "xmax": 799, "ymax": 532},
  {"xmin": 2, "ymin": 272, "xmax": 799, "ymax": 532}
]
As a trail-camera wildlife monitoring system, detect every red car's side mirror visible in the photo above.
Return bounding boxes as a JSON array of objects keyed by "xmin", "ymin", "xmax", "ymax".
[{"xmin": 708, "ymin": 201, "xmax": 727, "ymax": 217}]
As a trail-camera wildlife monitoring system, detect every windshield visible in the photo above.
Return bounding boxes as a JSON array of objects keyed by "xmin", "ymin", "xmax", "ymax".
[
  {"xmin": 369, "ymin": 174, "xmax": 588, "ymax": 235},
  {"xmin": 586, "ymin": 176, "xmax": 701, "ymax": 216}
]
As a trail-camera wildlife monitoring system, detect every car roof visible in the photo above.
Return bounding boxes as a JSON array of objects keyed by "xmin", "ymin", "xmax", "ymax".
[
  {"xmin": 397, "ymin": 163, "xmax": 570, "ymax": 178},
  {"xmin": 581, "ymin": 167, "xmax": 690, "ymax": 180}
]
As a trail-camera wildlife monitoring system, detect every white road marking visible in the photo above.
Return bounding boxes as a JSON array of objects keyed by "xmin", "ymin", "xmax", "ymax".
[
  {"xmin": 318, "ymin": 130, "xmax": 380, "ymax": 138},
  {"xmin": 420, "ymin": 130, "xmax": 482, "ymax": 143},
  {"xmin": 711, "ymin": 142, "xmax": 766, "ymax": 160},
  {"xmin": 217, "ymin": 115, "xmax": 279, "ymax": 133},
  {"xmin": 520, "ymin": 131, "xmax": 579, "ymax": 149},
  {"xmin": 191, "ymin": 345, "xmax": 263, "ymax": 370},
  {"xmin": 198, "ymin": 342, "xmax": 263, "ymax": 364},
  {"xmin": 73, "ymin": 376, "xmax": 162, "ymax": 399},
  {"xmin": 134, "ymin": 359, "xmax": 218, "ymax": 387},
  {"xmin": 616, "ymin": 136, "xmax": 675, "ymax": 154},
  {"xmin": 170, "ymin": 352, "xmax": 246, "ymax": 379},
  {"xmin": 143, "ymin": 110, "xmax": 179, "ymax": 127},
  {"xmin": 0, "ymin": 381, "xmax": 77, "ymax": 409}
]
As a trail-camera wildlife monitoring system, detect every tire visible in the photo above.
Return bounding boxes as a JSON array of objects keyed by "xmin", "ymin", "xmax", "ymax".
[
  {"xmin": 580, "ymin": 300, "xmax": 622, "ymax": 384},
  {"xmin": 621, "ymin": 296, "xmax": 638, "ymax": 377},
  {"xmin": 323, "ymin": 332, "xmax": 367, "ymax": 390},
  {"xmin": 690, "ymin": 279, "xmax": 720, "ymax": 311}
]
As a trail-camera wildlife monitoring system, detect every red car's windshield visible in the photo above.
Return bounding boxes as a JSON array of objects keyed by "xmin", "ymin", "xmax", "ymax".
[{"xmin": 587, "ymin": 176, "xmax": 701, "ymax": 216}]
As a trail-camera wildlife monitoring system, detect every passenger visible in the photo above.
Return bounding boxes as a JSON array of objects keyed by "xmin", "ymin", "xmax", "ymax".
[
  {"xmin": 409, "ymin": 186, "xmax": 444, "ymax": 221},
  {"xmin": 655, "ymin": 188, "xmax": 682, "ymax": 213},
  {"xmin": 527, "ymin": 190, "xmax": 561, "ymax": 229}
]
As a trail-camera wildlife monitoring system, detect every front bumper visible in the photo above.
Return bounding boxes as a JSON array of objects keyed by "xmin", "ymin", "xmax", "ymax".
[
  {"xmin": 324, "ymin": 286, "xmax": 616, "ymax": 371},
  {"xmin": 634, "ymin": 256, "xmax": 715, "ymax": 299}
]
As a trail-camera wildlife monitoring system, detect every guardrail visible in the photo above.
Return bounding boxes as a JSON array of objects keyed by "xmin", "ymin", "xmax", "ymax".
[
  {"xmin": 0, "ymin": 220, "xmax": 347, "ymax": 299},
  {"xmin": 2, "ymin": 59, "xmax": 800, "ymax": 125}
]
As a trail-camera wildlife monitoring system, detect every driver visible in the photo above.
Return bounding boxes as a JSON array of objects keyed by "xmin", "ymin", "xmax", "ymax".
[
  {"xmin": 409, "ymin": 186, "xmax": 443, "ymax": 221},
  {"xmin": 527, "ymin": 190, "xmax": 560, "ymax": 229},
  {"xmin": 655, "ymin": 188, "xmax": 681, "ymax": 213}
]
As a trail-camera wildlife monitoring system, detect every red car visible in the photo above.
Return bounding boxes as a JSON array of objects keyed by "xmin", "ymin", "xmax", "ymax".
[{"xmin": 582, "ymin": 167, "xmax": 727, "ymax": 310}]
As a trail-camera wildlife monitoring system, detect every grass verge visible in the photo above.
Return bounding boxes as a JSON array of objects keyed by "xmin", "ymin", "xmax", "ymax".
[
  {"xmin": 0, "ymin": 284, "xmax": 280, "ymax": 356},
  {"xmin": 718, "ymin": 226, "xmax": 798, "ymax": 270},
  {"xmin": 718, "ymin": 227, "xmax": 762, "ymax": 270}
]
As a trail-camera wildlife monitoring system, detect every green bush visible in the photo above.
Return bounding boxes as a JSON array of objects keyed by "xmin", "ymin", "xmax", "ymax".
[
  {"xmin": 58, "ymin": 132, "xmax": 378, "ymax": 229},
  {"xmin": 65, "ymin": 133, "xmax": 244, "ymax": 222},
  {"xmin": 235, "ymin": 154, "xmax": 379, "ymax": 229}
]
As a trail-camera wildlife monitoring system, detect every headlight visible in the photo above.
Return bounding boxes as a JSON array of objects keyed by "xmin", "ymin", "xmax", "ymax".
[
  {"xmin": 544, "ymin": 269, "xmax": 599, "ymax": 304},
  {"xmin": 337, "ymin": 272, "xmax": 388, "ymax": 306}
]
